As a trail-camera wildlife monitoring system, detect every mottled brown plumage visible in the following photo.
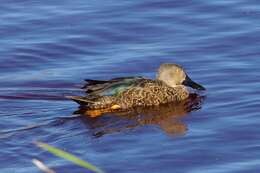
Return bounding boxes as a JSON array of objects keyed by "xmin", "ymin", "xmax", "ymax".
[
  {"xmin": 116, "ymin": 79, "xmax": 189, "ymax": 108},
  {"xmin": 67, "ymin": 63, "xmax": 205, "ymax": 110}
]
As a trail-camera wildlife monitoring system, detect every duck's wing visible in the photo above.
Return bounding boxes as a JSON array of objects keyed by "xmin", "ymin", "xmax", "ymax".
[{"xmin": 83, "ymin": 76, "xmax": 145, "ymax": 96}]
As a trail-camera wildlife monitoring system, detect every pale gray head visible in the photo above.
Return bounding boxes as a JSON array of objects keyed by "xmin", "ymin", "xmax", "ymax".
[{"xmin": 156, "ymin": 63, "xmax": 205, "ymax": 90}]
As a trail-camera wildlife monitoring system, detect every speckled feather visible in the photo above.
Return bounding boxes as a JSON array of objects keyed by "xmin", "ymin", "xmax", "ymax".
[{"xmin": 117, "ymin": 79, "xmax": 189, "ymax": 108}]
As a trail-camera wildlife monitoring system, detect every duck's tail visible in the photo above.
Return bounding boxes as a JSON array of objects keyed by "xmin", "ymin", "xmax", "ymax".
[
  {"xmin": 65, "ymin": 96, "xmax": 95, "ymax": 105},
  {"xmin": 65, "ymin": 95, "xmax": 121, "ymax": 110}
]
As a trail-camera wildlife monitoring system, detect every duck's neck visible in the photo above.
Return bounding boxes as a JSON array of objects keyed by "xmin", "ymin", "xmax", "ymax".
[
  {"xmin": 158, "ymin": 79, "xmax": 189, "ymax": 91},
  {"xmin": 157, "ymin": 78, "xmax": 178, "ymax": 88}
]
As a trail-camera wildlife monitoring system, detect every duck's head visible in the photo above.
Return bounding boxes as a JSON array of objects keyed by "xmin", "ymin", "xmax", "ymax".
[{"xmin": 156, "ymin": 63, "xmax": 205, "ymax": 90}]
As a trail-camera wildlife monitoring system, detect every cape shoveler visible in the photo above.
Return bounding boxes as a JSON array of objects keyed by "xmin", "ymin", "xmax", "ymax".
[{"xmin": 67, "ymin": 63, "xmax": 205, "ymax": 111}]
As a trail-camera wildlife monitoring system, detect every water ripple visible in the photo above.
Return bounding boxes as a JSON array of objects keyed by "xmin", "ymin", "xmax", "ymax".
[{"xmin": 1, "ymin": 0, "xmax": 260, "ymax": 172}]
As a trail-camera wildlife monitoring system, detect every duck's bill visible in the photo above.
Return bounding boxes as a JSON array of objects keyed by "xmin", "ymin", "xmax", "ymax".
[{"xmin": 182, "ymin": 76, "xmax": 206, "ymax": 91}]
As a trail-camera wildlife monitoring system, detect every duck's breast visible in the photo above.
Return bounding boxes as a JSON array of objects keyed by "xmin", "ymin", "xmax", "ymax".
[{"xmin": 118, "ymin": 81, "xmax": 189, "ymax": 107}]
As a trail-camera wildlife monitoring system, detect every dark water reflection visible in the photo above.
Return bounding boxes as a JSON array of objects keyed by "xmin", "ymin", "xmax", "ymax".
[
  {"xmin": 1, "ymin": 0, "xmax": 260, "ymax": 173},
  {"xmin": 78, "ymin": 94, "xmax": 204, "ymax": 137}
]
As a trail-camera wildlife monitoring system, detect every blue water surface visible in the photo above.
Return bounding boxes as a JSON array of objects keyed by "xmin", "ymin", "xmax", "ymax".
[{"xmin": 1, "ymin": 0, "xmax": 260, "ymax": 172}]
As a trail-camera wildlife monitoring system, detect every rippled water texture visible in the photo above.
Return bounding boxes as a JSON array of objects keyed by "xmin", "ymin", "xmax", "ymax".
[{"xmin": 1, "ymin": 1, "xmax": 260, "ymax": 172}]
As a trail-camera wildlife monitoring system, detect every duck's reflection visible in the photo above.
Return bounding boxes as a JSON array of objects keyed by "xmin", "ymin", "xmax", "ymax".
[{"xmin": 76, "ymin": 94, "xmax": 205, "ymax": 137}]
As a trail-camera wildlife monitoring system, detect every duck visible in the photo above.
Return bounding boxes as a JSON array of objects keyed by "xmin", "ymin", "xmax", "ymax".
[{"xmin": 66, "ymin": 63, "xmax": 205, "ymax": 111}]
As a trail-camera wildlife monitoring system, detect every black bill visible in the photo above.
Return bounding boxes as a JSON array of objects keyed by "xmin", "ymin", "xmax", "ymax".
[{"xmin": 182, "ymin": 76, "xmax": 206, "ymax": 91}]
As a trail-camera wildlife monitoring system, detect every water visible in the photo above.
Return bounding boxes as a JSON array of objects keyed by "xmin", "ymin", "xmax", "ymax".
[{"xmin": 1, "ymin": 0, "xmax": 260, "ymax": 172}]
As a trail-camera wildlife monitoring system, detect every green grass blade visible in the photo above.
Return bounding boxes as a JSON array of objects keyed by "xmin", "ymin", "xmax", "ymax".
[{"xmin": 34, "ymin": 141, "xmax": 105, "ymax": 173}]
